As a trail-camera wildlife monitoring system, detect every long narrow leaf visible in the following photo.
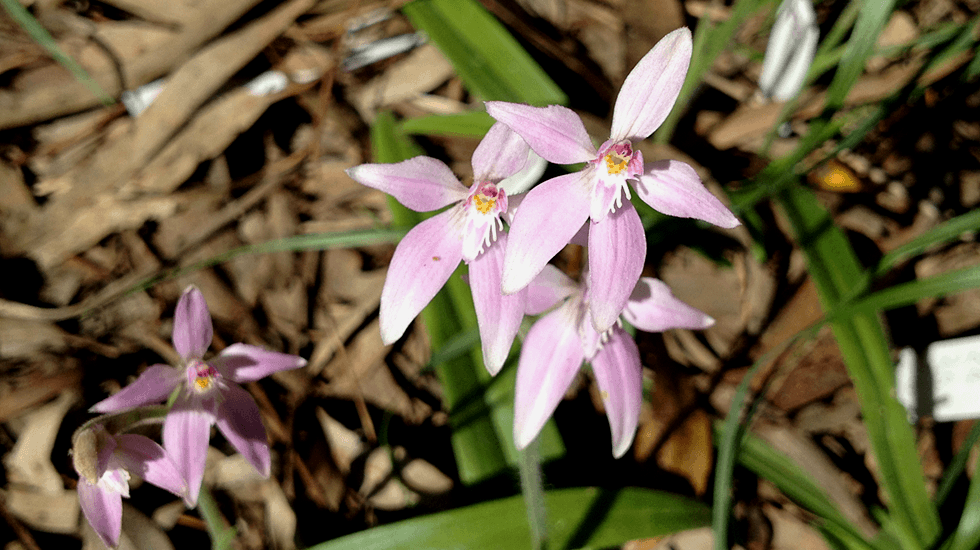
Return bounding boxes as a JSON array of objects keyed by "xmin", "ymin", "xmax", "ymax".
[
  {"xmin": 949, "ymin": 443, "xmax": 980, "ymax": 550},
  {"xmin": 778, "ymin": 185, "xmax": 940, "ymax": 547},
  {"xmin": 0, "ymin": 0, "xmax": 114, "ymax": 105},
  {"xmin": 717, "ymin": 422, "xmax": 879, "ymax": 550},
  {"xmin": 307, "ymin": 487, "xmax": 711, "ymax": 550},
  {"xmin": 402, "ymin": 0, "xmax": 566, "ymax": 105},
  {"xmin": 825, "ymin": 0, "xmax": 897, "ymax": 109},
  {"xmin": 400, "ymin": 111, "xmax": 496, "ymax": 138}
]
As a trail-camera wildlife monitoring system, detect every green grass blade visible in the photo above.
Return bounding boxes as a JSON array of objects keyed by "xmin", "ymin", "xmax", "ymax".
[
  {"xmin": 402, "ymin": 0, "xmax": 566, "ymax": 105},
  {"xmin": 948, "ymin": 437, "xmax": 980, "ymax": 550},
  {"xmin": 1, "ymin": 0, "xmax": 114, "ymax": 105},
  {"xmin": 825, "ymin": 0, "xmax": 897, "ymax": 110},
  {"xmin": 936, "ymin": 421, "xmax": 980, "ymax": 507},
  {"xmin": 778, "ymin": 185, "xmax": 940, "ymax": 547},
  {"xmin": 875, "ymin": 206, "xmax": 980, "ymax": 277},
  {"xmin": 306, "ymin": 487, "xmax": 711, "ymax": 550},
  {"xmin": 717, "ymin": 422, "xmax": 879, "ymax": 550},
  {"xmin": 370, "ymin": 112, "xmax": 564, "ymax": 484},
  {"xmin": 400, "ymin": 111, "xmax": 496, "ymax": 138},
  {"xmin": 844, "ymin": 264, "xmax": 980, "ymax": 315}
]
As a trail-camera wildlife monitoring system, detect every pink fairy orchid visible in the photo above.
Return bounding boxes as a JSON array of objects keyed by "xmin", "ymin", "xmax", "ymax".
[
  {"xmin": 515, "ymin": 266, "xmax": 714, "ymax": 457},
  {"xmin": 72, "ymin": 423, "xmax": 186, "ymax": 548},
  {"xmin": 346, "ymin": 122, "xmax": 535, "ymax": 374},
  {"xmin": 90, "ymin": 286, "xmax": 307, "ymax": 507},
  {"xmin": 486, "ymin": 27, "xmax": 739, "ymax": 333}
]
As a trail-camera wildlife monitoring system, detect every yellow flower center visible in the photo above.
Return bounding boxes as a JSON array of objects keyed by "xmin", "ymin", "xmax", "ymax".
[
  {"xmin": 605, "ymin": 151, "xmax": 630, "ymax": 175},
  {"xmin": 191, "ymin": 363, "xmax": 220, "ymax": 393},
  {"xmin": 473, "ymin": 193, "xmax": 496, "ymax": 214}
]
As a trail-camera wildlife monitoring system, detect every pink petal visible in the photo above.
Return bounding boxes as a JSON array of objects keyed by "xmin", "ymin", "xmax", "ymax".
[
  {"xmin": 471, "ymin": 122, "xmax": 532, "ymax": 183},
  {"xmin": 501, "ymin": 171, "xmax": 592, "ymax": 294},
  {"xmin": 173, "ymin": 286, "xmax": 213, "ymax": 360},
  {"xmin": 113, "ymin": 434, "xmax": 188, "ymax": 499},
  {"xmin": 89, "ymin": 364, "xmax": 181, "ymax": 413},
  {"xmin": 513, "ymin": 304, "xmax": 586, "ymax": 449},
  {"xmin": 590, "ymin": 327, "xmax": 642, "ymax": 458},
  {"xmin": 214, "ymin": 344, "xmax": 306, "ymax": 383},
  {"xmin": 634, "ymin": 160, "xmax": 740, "ymax": 228},
  {"xmin": 163, "ymin": 396, "xmax": 215, "ymax": 507},
  {"xmin": 624, "ymin": 278, "xmax": 715, "ymax": 331},
  {"xmin": 610, "ymin": 27, "xmax": 692, "ymax": 141},
  {"xmin": 525, "ymin": 264, "xmax": 577, "ymax": 315},
  {"xmin": 78, "ymin": 480, "xmax": 123, "ymax": 549},
  {"xmin": 486, "ymin": 102, "xmax": 596, "ymax": 164},
  {"xmin": 215, "ymin": 383, "xmax": 271, "ymax": 478},
  {"xmin": 498, "ymin": 149, "xmax": 548, "ymax": 196},
  {"xmin": 468, "ymin": 233, "xmax": 526, "ymax": 375},
  {"xmin": 587, "ymin": 202, "xmax": 646, "ymax": 332},
  {"xmin": 380, "ymin": 210, "xmax": 464, "ymax": 344},
  {"xmin": 346, "ymin": 157, "xmax": 468, "ymax": 212}
]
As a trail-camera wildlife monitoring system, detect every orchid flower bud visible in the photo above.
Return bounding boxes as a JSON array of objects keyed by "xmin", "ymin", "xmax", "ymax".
[{"xmin": 758, "ymin": 0, "xmax": 819, "ymax": 101}]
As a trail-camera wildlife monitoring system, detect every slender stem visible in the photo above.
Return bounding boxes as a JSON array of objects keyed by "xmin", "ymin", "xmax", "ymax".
[
  {"xmin": 197, "ymin": 486, "xmax": 237, "ymax": 550},
  {"xmin": 518, "ymin": 437, "xmax": 548, "ymax": 550}
]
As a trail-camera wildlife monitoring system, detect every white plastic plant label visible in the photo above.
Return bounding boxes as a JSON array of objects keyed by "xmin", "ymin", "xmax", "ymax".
[{"xmin": 895, "ymin": 336, "xmax": 980, "ymax": 422}]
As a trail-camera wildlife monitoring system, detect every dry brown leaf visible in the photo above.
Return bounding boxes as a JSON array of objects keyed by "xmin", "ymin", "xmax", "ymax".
[{"xmin": 4, "ymin": 390, "xmax": 78, "ymax": 493}]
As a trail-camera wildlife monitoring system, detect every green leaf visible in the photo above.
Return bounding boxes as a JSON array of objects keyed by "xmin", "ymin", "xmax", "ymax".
[
  {"xmin": 825, "ymin": 0, "xmax": 897, "ymax": 109},
  {"xmin": 936, "ymin": 421, "xmax": 980, "ymax": 507},
  {"xmin": 717, "ymin": 422, "xmax": 879, "ymax": 550},
  {"xmin": 402, "ymin": 0, "xmax": 566, "ymax": 105},
  {"xmin": 777, "ymin": 185, "xmax": 940, "ymax": 548},
  {"xmin": 401, "ymin": 111, "xmax": 496, "ymax": 138},
  {"xmin": 876, "ymin": 202, "xmax": 980, "ymax": 277},
  {"xmin": 370, "ymin": 111, "xmax": 564, "ymax": 484},
  {"xmin": 307, "ymin": 487, "xmax": 711, "ymax": 550},
  {"xmin": 949, "ymin": 446, "xmax": 980, "ymax": 550}
]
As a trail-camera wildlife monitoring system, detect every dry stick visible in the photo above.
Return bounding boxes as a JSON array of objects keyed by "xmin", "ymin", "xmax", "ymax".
[
  {"xmin": 0, "ymin": 148, "xmax": 309, "ymax": 323},
  {"xmin": 0, "ymin": 0, "xmax": 266, "ymax": 129},
  {"xmin": 26, "ymin": 0, "xmax": 318, "ymax": 269}
]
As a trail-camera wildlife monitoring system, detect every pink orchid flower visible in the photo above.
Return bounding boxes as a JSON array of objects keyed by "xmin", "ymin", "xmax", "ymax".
[
  {"xmin": 73, "ymin": 424, "xmax": 186, "ymax": 548},
  {"xmin": 90, "ymin": 286, "xmax": 307, "ymax": 507},
  {"xmin": 486, "ymin": 27, "xmax": 739, "ymax": 333},
  {"xmin": 515, "ymin": 266, "xmax": 714, "ymax": 457},
  {"xmin": 346, "ymin": 122, "xmax": 535, "ymax": 374}
]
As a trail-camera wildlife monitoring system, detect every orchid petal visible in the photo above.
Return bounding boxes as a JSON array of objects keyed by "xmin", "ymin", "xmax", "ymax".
[
  {"xmin": 215, "ymin": 384, "xmax": 271, "ymax": 478},
  {"xmin": 514, "ymin": 304, "xmax": 585, "ymax": 449},
  {"xmin": 346, "ymin": 157, "xmax": 468, "ymax": 212},
  {"xmin": 590, "ymin": 328, "xmax": 642, "ymax": 458},
  {"xmin": 89, "ymin": 364, "xmax": 181, "ymax": 413},
  {"xmin": 173, "ymin": 286, "xmax": 213, "ymax": 360},
  {"xmin": 610, "ymin": 27, "xmax": 692, "ymax": 141},
  {"xmin": 624, "ymin": 278, "xmax": 715, "ymax": 331},
  {"xmin": 78, "ymin": 480, "xmax": 123, "ymax": 549},
  {"xmin": 468, "ymin": 233, "xmax": 526, "ymax": 375},
  {"xmin": 163, "ymin": 396, "xmax": 214, "ymax": 507},
  {"xmin": 213, "ymin": 343, "xmax": 306, "ymax": 383},
  {"xmin": 501, "ymin": 171, "xmax": 592, "ymax": 294},
  {"xmin": 380, "ymin": 209, "xmax": 464, "ymax": 344},
  {"xmin": 113, "ymin": 434, "xmax": 187, "ymax": 498},
  {"xmin": 498, "ymin": 148, "xmax": 548, "ymax": 196},
  {"xmin": 587, "ymin": 202, "xmax": 645, "ymax": 332},
  {"xmin": 635, "ymin": 160, "xmax": 740, "ymax": 228},
  {"xmin": 525, "ymin": 264, "xmax": 577, "ymax": 316},
  {"xmin": 486, "ymin": 102, "xmax": 596, "ymax": 164},
  {"xmin": 472, "ymin": 122, "xmax": 532, "ymax": 183}
]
